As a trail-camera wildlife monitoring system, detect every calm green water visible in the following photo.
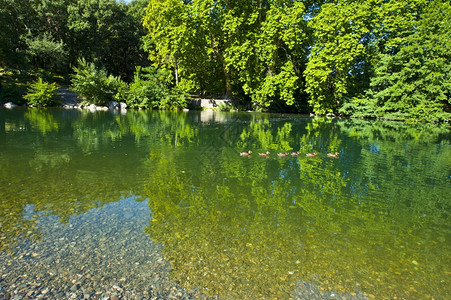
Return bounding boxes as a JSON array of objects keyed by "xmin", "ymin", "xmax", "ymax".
[{"xmin": 0, "ymin": 108, "xmax": 450, "ymax": 299}]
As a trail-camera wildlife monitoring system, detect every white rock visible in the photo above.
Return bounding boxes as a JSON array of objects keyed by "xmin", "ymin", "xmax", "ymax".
[
  {"xmin": 4, "ymin": 102, "xmax": 17, "ymax": 108},
  {"xmin": 107, "ymin": 101, "xmax": 119, "ymax": 110}
]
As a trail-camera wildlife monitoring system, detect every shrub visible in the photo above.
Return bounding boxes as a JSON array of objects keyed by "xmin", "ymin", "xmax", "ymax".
[
  {"xmin": 127, "ymin": 76, "xmax": 163, "ymax": 109},
  {"xmin": 126, "ymin": 66, "xmax": 187, "ymax": 110},
  {"xmin": 23, "ymin": 77, "xmax": 59, "ymax": 107},
  {"xmin": 218, "ymin": 101, "xmax": 236, "ymax": 112},
  {"xmin": 71, "ymin": 58, "xmax": 125, "ymax": 106},
  {"xmin": 158, "ymin": 86, "xmax": 188, "ymax": 110}
]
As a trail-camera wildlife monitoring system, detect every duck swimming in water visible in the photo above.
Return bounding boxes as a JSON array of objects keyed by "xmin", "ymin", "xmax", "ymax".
[
  {"xmin": 327, "ymin": 152, "xmax": 339, "ymax": 158},
  {"xmin": 306, "ymin": 152, "xmax": 317, "ymax": 157},
  {"xmin": 240, "ymin": 150, "xmax": 252, "ymax": 156},
  {"xmin": 259, "ymin": 151, "xmax": 270, "ymax": 157},
  {"xmin": 291, "ymin": 152, "xmax": 300, "ymax": 156},
  {"xmin": 277, "ymin": 152, "xmax": 289, "ymax": 157}
]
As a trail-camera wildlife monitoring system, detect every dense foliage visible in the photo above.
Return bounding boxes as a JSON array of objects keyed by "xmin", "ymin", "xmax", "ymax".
[
  {"xmin": 142, "ymin": 0, "xmax": 450, "ymax": 120},
  {"xmin": 70, "ymin": 61, "xmax": 188, "ymax": 109},
  {"xmin": 1, "ymin": 0, "xmax": 450, "ymax": 121},
  {"xmin": 71, "ymin": 58, "xmax": 126, "ymax": 106},
  {"xmin": 127, "ymin": 67, "xmax": 188, "ymax": 110},
  {"xmin": 23, "ymin": 77, "xmax": 59, "ymax": 107},
  {"xmin": 0, "ymin": 0, "xmax": 147, "ymax": 79}
]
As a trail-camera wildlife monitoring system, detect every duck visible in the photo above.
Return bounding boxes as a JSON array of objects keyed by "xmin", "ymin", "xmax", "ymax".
[
  {"xmin": 259, "ymin": 151, "xmax": 270, "ymax": 157},
  {"xmin": 240, "ymin": 150, "xmax": 252, "ymax": 156},
  {"xmin": 306, "ymin": 152, "xmax": 317, "ymax": 157},
  {"xmin": 327, "ymin": 152, "xmax": 339, "ymax": 158},
  {"xmin": 291, "ymin": 152, "xmax": 300, "ymax": 156},
  {"xmin": 277, "ymin": 152, "xmax": 289, "ymax": 157}
]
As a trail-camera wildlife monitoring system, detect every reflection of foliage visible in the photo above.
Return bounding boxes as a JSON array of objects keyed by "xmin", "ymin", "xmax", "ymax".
[
  {"xmin": 25, "ymin": 109, "xmax": 59, "ymax": 134},
  {"xmin": 1, "ymin": 109, "xmax": 449, "ymax": 299},
  {"xmin": 145, "ymin": 149, "xmax": 306, "ymax": 298},
  {"xmin": 340, "ymin": 119, "xmax": 450, "ymax": 143},
  {"xmin": 337, "ymin": 119, "xmax": 451, "ymax": 225},
  {"xmin": 144, "ymin": 116, "xmax": 450, "ymax": 299},
  {"xmin": 299, "ymin": 117, "xmax": 342, "ymax": 154},
  {"xmin": 115, "ymin": 110, "xmax": 196, "ymax": 146},
  {"xmin": 0, "ymin": 109, "xmax": 198, "ymax": 253},
  {"xmin": 72, "ymin": 111, "xmax": 117, "ymax": 154},
  {"xmin": 237, "ymin": 119, "xmax": 295, "ymax": 152},
  {"xmin": 72, "ymin": 110, "xmax": 197, "ymax": 153},
  {"xmin": 30, "ymin": 151, "xmax": 71, "ymax": 171}
]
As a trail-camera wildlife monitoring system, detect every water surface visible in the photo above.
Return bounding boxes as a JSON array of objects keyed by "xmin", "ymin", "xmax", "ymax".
[{"xmin": 0, "ymin": 108, "xmax": 450, "ymax": 299}]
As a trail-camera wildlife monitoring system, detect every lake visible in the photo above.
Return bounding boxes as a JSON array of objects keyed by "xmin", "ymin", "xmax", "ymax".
[{"xmin": 0, "ymin": 108, "xmax": 450, "ymax": 299}]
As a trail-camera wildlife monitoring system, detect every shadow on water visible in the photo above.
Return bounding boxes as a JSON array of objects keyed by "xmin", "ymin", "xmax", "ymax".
[{"xmin": 0, "ymin": 108, "xmax": 450, "ymax": 299}]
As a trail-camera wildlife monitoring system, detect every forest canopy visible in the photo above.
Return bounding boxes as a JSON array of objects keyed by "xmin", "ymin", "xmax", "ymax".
[{"xmin": 0, "ymin": 0, "xmax": 450, "ymax": 121}]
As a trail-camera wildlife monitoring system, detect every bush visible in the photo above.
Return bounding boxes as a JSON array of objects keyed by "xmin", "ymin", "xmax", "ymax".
[
  {"xmin": 71, "ymin": 58, "xmax": 125, "ymax": 106},
  {"xmin": 127, "ymin": 76, "xmax": 163, "ymax": 109},
  {"xmin": 218, "ymin": 101, "xmax": 236, "ymax": 112},
  {"xmin": 158, "ymin": 86, "xmax": 188, "ymax": 110},
  {"xmin": 23, "ymin": 77, "xmax": 59, "ymax": 107},
  {"xmin": 126, "ymin": 67, "xmax": 187, "ymax": 110}
]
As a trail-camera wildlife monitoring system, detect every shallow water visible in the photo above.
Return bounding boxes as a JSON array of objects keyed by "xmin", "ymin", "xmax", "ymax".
[{"xmin": 0, "ymin": 108, "xmax": 450, "ymax": 299}]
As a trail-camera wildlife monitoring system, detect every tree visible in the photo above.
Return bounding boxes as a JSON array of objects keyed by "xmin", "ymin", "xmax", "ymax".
[
  {"xmin": 143, "ymin": 0, "xmax": 230, "ymax": 96},
  {"xmin": 305, "ymin": 0, "xmax": 451, "ymax": 122},
  {"xmin": 26, "ymin": 34, "xmax": 68, "ymax": 72},
  {"xmin": 0, "ymin": 0, "xmax": 34, "ymax": 70},
  {"xmin": 67, "ymin": 0, "xmax": 145, "ymax": 79},
  {"xmin": 304, "ymin": 0, "xmax": 380, "ymax": 114},
  {"xmin": 225, "ymin": 0, "xmax": 308, "ymax": 110},
  {"xmin": 143, "ymin": 0, "xmax": 190, "ymax": 87},
  {"xmin": 144, "ymin": 0, "xmax": 309, "ymax": 108},
  {"xmin": 368, "ymin": 0, "xmax": 451, "ymax": 121},
  {"xmin": 126, "ymin": 66, "xmax": 188, "ymax": 110}
]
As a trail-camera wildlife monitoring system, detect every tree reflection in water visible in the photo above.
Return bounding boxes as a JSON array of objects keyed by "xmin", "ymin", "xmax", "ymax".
[{"xmin": 0, "ymin": 109, "xmax": 449, "ymax": 298}]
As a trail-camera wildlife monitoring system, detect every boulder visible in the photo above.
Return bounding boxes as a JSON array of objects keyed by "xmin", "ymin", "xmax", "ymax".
[
  {"xmin": 4, "ymin": 102, "xmax": 17, "ymax": 108},
  {"xmin": 107, "ymin": 101, "xmax": 119, "ymax": 110},
  {"xmin": 87, "ymin": 104, "xmax": 97, "ymax": 112}
]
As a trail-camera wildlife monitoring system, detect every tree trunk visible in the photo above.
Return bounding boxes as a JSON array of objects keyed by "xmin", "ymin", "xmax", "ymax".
[
  {"xmin": 174, "ymin": 53, "xmax": 179, "ymax": 85},
  {"xmin": 218, "ymin": 51, "xmax": 232, "ymax": 99}
]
